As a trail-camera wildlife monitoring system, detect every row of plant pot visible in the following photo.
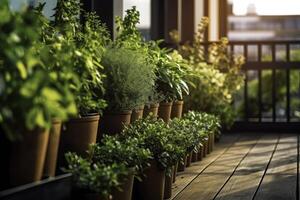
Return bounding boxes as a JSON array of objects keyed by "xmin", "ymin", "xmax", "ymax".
[{"xmin": 62, "ymin": 111, "xmax": 221, "ymax": 200}]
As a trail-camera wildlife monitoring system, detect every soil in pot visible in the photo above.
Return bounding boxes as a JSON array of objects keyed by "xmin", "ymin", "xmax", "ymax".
[
  {"xmin": 164, "ymin": 166, "xmax": 174, "ymax": 199},
  {"xmin": 111, "ymin": 173, "xmax": 134, "ymax": 200},
  {"xmin": 186, "ymin": 151, "xmax": 193, "ymax": 167},
  {"xmin": 133, "ymin": 160, "xmax": 165, "ymax": 200},
  {"xmin": 130, "ymin": 106, "xmax": 144, "ymax": 123},
  {"xmin": 99, "ymin": 111, "xmax": 132, "ymax": 137},
  {"xmin": 43, "ymin": 119, "xmax": 62, "ymax": 178},
  {"xmin": 9, "ymin": 128, "xmax": 50, "ymax": 186},
  {"xmin": 57, "ymin": 114, "xmax": 100, "ymax": 170},
  {"xmin": 158, "ymin": 102, "xmax": 173, "ymax": 123},
  {"xmin": 170, "ymin": 100, "xmax": 184, "ymax": 119},
  {"xmin": 191, "ymin": 150, "xmax": 198, "ymax": 163},
  {"xmin": 177, "ymin": 155, "xmax": 187, "ymax": 172},
  {"xmin": 143, "ymin": 103, "xmax": 159, "ymax": 118}
]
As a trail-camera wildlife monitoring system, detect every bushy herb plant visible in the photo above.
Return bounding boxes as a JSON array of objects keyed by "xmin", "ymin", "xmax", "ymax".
[
  {"xmin": 64, "ymin": 152, "xmax": 128, "ymax": 199},
  {"xmin": 89, "ymin": 135, "xmax": 152, "ymax": 177},
  {"xmin": 101, "ymin": 47, "xmax": 156, "ymax": 111}
]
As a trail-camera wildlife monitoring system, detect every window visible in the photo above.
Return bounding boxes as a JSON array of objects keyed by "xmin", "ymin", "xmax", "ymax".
[
  {"xmin": 123, "ymin": 0, "xmax": 151, "ymax": 40},
  {"xmin": 9, "ymin": 0, "xmax": 57, "ymax": 19}
]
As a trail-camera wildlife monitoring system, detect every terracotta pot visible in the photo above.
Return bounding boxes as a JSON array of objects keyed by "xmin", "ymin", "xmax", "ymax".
[
  {"xmin": 186, "ymin": 151, "xmax": 193, "ymax": 167},
  {"xmin": 197, "ymin": 146, "xmax": 203, "ymax": 161},
  {"xmin": 143, "ymin": 103, "xmax": 159, "ymax": 118},
  {"xmin": 112, "ymin": 173, "xmax": 134, "ymax": 200},
  {"xmin": 173, "ymin": 162, "xmax": 178, "ymax": 183},
  {"xmin": 9, "ymin": 128, "xmax": 49, "ymax": 186},
  {"xmin": 164, "ymin": 166, "xmax": 174, "ymax": 199},
  {"xmin": 99, "ymin": 111, "xmax": 132, "ymax": 137},
  {"xmin": 157, "ymin": 102, "xmax": 173, "ymax": 123},
  {"xmin": 191, "ymin": 151, "xmax": 198, "ymax": 162},
  {"xmin": 170, "ymin": 100, "xmax": 184, "ymax": 119},
  {"xmin": 131, "ymin": 106, "xmax": 144, "ymax": 123},
  {"xmin": 204, "ymin": 139, "xmax": 209, "ymax": 156},
  {"xmin": 43, "ymin": 119, "xmax": 62, "ymax": 178},
  {"xmin": 177, "ymin": 155, "xmax": 187, "ymax": 172},
  {"xmin": 57, "ymin": 114, "xmax": 100, "ymax": 169},
  {"xmin": 210, "ymin": 132, "xmax": 215, "ymax": 152},
  {"xmin": 134, "ymin": 160, "xmax": 165, "ymax": 200}
]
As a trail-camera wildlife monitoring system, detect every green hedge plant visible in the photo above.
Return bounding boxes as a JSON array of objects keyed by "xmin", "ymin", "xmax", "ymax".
[
  {"xmin": 101, "ymin": 47, "xmax": 156, "ymax": 111},
  {"xmin": 0, "ymin": 1, "xmax": 76, "ymax": 140},
  {"xmin": 64, "ymin": 152, "xmax": 128, "ymax": 199},
  {"xmin": 89, "ymin": 135, "xmax": 152, "ymax": 177}
]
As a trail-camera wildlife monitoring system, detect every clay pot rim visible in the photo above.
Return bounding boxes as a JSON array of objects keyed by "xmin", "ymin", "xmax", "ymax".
[
  {"xmin": 51, "ymin": 118, "xmax": 62, "ymax": 124},
  {"xmin": 133, "ymin": 105, "xmax": 145, "ymax": 111},
  {"xmin": 159, "ymin": 101, "xmax": 173, "ymax": 106},
  {"xmin": 145, "ymin": 103, "xmax": 159, "ymax": 108},
  {"xmin": 103, "ymin": 110, "xmax": 133, "ymax": 115},
  {"xmin": 173, "ymin": 100, "xmax": 184, "ymax": 105},
  {"xmin": 69, "ymin": 113, "xmax": 100, "ymax": 122}
]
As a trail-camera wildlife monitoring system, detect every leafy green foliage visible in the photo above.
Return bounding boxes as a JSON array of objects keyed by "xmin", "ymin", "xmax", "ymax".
[
  {"xmin": 0, "ymin": 1, "xmax": 76, "ymax": 140},
  {"xmin": 89, "ymin": 135, "xmax": 152, "ymax": 176},
  {"xmin": 171, "ymin": 17, "xmax": 244, "ymax": 128},
  {"xmin": 122, "ymin": 117, "xmax": 184, "ymax": 171},
  {"xmin": 101, "ymin": 47, "xmax": 156, "ymax": 111},
  {"xmin": 145, "ymin": 41, "xmax": 189, "ymax": 102},
  {"xmin": 53, "ymin": 0, "xmax": 108, "ymax": 115},
  {"xmin": 64, "ymin": 152, "xmax": 128, "ymax": 198}
]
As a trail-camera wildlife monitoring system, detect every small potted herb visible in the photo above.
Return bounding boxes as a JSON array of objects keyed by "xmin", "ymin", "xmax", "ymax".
[
  {"xmin": 115, "ymin": 7, "xmax": 159, "ymax": 121},
  {"xmin": 88, "ymin": 136, "xmax": 152, "ymax": 200},
  {"xmin": 100, "ymin": 47, "xmax": 155, "ymax": 135},
  {"xmin": 123, "ymin": 117, "xmax": 180, "ymax": 200},
  {"xmin": 64, "ymin": 152, "xmax": 128, "ymax": 200},
  {"xmin": 147, "ymin": 41, "xmax": 189, "ymax": 123}
]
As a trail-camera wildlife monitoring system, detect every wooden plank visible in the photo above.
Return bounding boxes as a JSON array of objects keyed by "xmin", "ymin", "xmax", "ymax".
[
  {"xmin": 171, "ymin": 133, "xmax": 240, "ymax": 199},
  {"xmin": 254, "ymin": 135, "xmax": 298, "ymax": 200},
  {"xmin": 173, "ymin": 135, "xmax": 259, "ymax": 200},
  {"xmin": 215, "ymin": 134, "xmax": 279, "ymax": 200}
]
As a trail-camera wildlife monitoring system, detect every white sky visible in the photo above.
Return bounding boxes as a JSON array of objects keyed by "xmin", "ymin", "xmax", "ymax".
[{"xmin": 232, "ymin": 0, "xmax": 300, "ymax": 15}]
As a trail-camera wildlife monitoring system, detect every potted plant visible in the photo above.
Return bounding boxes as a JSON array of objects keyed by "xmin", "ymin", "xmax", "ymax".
[
  {"xmin": 88, "ymin": 136, "xmax": 152, "ymax": 200},
  {"xmin": 123, "ymin": 117, "xmax": 183, "ymax": 200},
  {"xmin": 147, "ymin": 41, "xmax": 189, "ymax": 123},
  {"xmin": 53, "ymin": 1, "xmax": 108, "ymax": 164},
  {"xmin": 64, "ymin": 152, "xmax": 128, "ymax": 200},
  {"xmin": 34, "ymin": 4, "xmax": 79, "ymax": 178},
  {"xmin": 114, "ymin": 7, "xmax": 160, "ymax": 121},
  {"xmin": 100, "ymin": 47, "xmax": 155, "ymax": 135},
  {"xmin": 0, "ymin": 1, "xmax": 76, "ymax": 186}
]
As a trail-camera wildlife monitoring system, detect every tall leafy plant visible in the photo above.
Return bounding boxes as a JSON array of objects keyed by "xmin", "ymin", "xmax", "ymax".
[
  {"xmin": 53, "ymin": 0, "xmax": 108, "ymax": 115},
  {"xmin": 0, "ymin": 1, "xmax": 75, "ymax": 140}
]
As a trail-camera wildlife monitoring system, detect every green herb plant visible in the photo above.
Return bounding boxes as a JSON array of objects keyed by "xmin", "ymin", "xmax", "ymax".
[
  {"xmin": 101, "ymin": 47, "xmax": 156, "ymax": 111},
  {"xmin": 89, "ymin": 135, "xmax": 152, "ymax": 177},
  {"xmin": 64, "ymin": 152, "xmax": 128, "ymax": 199}
]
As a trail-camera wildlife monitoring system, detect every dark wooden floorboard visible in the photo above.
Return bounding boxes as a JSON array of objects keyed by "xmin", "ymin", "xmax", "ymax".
[
  {"xmin": 254, "ymin": 134, "xmax": 298, "ymax": 200},
  {"xmin": 173, "ymin": 134, "xmax": 299, "ymax": 200},
  {"xmin": 215, "ymin": 134, "xmax": 279, "ymax": 200},
  {"xmin": 173, "ymin": 134, "xmax": 260, "ymax": 200},
  {"xmin": 171, "ymin": 133, "xmax": 240, "ymax": 199}
]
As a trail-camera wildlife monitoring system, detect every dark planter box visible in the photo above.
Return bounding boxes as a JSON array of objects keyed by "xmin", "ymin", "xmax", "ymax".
[{"xmin": 0, "ymin": 174, "xmax": 72, "ymax": 200}]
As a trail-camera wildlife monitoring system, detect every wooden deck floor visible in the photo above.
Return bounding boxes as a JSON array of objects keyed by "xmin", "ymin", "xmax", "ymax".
[{"xmin": 172, "ymin": 133, "xmax": 299, "ymax": 200}]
